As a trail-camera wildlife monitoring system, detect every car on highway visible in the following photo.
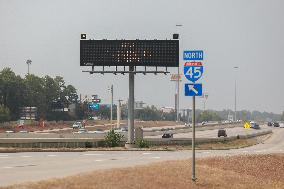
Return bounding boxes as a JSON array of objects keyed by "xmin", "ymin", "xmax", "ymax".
[
  {"xmin": 217, "ymin": 129, "xmax": 227, "ymax": 137},
  {"xmin": 184, "ymin": 123, "xmax": 190, "ymax": 127},
  {"xmin": 77, "ymin": 128, "xmax": 88, "ymax": 133},
  {"xmin": 273, "ymin": 122, "xmax": 280, "ymax": 127},
  {"xmin": 120, "ymin": 127, "xmax": 128, "ymax": 132},
  {"xmin": 201, "ymin": 121, "xmax": 207, "ymax": 125},
  {"xmin": 280, "ymin": 123, "xmax": 284, "ymax": 128},
  {"xmin": 250, "ymin": 122, "xmax": 260, "ymax": 129},
  {"xmin": 93, "ymin": 129, "xmax": 105, "ymax": 134},
  {"xmin": 267, "ymin": 122, "xmax": 272, "ymax": 126},
  {"xmin": 5, "ymin": 130, "xmax": 14, "ymax": 133},
  {"xmin": 19, "ymin": 130, "xmax": 29, "ymax": 133},
  {"xmin": 162, "ymin": 133, "xmax": 173, "ymax": 138},
  {"xmin": 72, "ymin": 121, "xmax": 83, "ymax": 129}
]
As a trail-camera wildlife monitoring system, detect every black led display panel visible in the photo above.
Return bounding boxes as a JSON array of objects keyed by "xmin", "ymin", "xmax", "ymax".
[{"xmin": 80, "ymin": 40, "xmax": 179, "ymax": 67}]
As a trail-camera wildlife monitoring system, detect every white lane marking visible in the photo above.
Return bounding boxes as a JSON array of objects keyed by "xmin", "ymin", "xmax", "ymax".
[
  {"xmin": 242, "ymin": 150, "xmax": 248, "ymax": 153},
  {"xmin": 202, "ymin": 152, "xmax": 211, "ymax": 154},
  {"xmin": 94, "ymin": 159, "xmax": 104, "ymax": 162},
  {"xmin": 3, "ymin": 166, "xmax": 13, "ymax": 169},
  {"xmin": 0, "ymin": 155, "xmax": 8, "ymax": 157},
  {"xmin": 151, "ymin": 156, "xmax": 161, "ymax": 159},
  {"xmin": 0, "ymin": 157, "xmax": 9, "ymax": 158},
  {"xmin": 47, "ymin": 155, "xmax": 57, "ymax": 157},
  {"xmin": 142, "ymin": 152, "xmax": 152, "ymax": 155},
  {"xmin": 83, "ymin": 153, "xmax": 104, "ymax": 156},
  {"xmin": 21, "ymin": 156, "xmax": 32, "ymax": 158},
  {"xmin": 255, "ymin": 150, "xmax": 265, "ymax": 153}
]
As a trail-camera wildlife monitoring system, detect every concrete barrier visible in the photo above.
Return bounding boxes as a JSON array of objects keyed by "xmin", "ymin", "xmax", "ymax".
[{"xmin": 0, "ymin": 129, "xmax": 272, "ymax": 148}]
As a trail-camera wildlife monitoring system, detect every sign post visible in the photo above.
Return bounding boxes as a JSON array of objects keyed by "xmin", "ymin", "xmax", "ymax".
[
  {"xmin": 192, "ymin": 95, "xmax": 196, "ymax": 181},
  {"xmin": 183, "ymin": 50, "xmax": 204, "ymax": 182}
]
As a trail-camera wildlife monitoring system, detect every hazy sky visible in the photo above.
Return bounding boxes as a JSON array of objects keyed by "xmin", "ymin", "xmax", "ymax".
[{"xmin": 0, "ymin": 0, "xmax": 283, "ymax": 113}]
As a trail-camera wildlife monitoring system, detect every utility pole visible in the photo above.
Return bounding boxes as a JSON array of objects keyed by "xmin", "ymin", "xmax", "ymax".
[
  {"xmin": 117, "ymin": 99, "xmax": 122, "ymax": 129},
  {"xmin": 176, "ymin": 24, "xmax": 183, "ymax": 122},
  {"xmin": 110, "ymin": 85, "xmax": 113, "ymax": 125},
  {"xmin": 234, "ymin": 67, "xmax": 238, "ymax": 122},
  {"xmin": 26, "ymin": 59, "xmax": 32, "ymax": 75}
]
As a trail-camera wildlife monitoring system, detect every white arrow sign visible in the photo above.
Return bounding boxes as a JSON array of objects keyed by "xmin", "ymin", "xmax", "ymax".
[{"xmin": 189, "ymin": 85, "xmax": 198, "ymax": 94}]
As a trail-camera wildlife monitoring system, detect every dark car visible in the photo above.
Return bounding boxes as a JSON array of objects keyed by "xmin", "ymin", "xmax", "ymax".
[
  {"xmin": 267, "ymin": 122, "xmax": 272, "ymax": 126},
  {"xmin": 218, "ymin": 129, "xmax": 227, "ymax": 137},
  {"xmin": 251, "ymin": 123, "xmax": 260, "ymax": 129},
  {"xmin": 162, "ymin": 133, "xmax": 173, "ymax": 138},
  {"xmin": 273, "ymin": 122, "xmax": 280, "ymax": 127}
]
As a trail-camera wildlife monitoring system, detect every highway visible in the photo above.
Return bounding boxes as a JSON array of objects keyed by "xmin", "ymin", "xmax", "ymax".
[
  {"xmin": 0, "ymin": 123, "xmax": 244, "ymax": 139},
  {"xmin": 0, "ymin": 126, "xmax": 283, "ymax": 187},
  {"xmin": 145, "ymin": 125, "xmax": 272, "ymax": 138}
]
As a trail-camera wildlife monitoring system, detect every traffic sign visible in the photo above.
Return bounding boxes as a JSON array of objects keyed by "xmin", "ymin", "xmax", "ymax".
[
  {"xmin": 184, "ymin": 62, "xmax": 203, "ymax": 83},
  {"xmin": 185, "ymin": 83, "xmax": 202, "ymax": 96},
  {"xmin": 183, "ymin": 50, "xmax": 203, "ymax": 60},
  {"xmin": 170, "ymin": 74, "xmax": 182, "ymax": 81},
  {"xmin": 243, "ymin": 122, "xmax": 250, "ymax": 129},
  {"xmin": 89, "ymin": 103, "xmax": 100, "ymax": 110}
]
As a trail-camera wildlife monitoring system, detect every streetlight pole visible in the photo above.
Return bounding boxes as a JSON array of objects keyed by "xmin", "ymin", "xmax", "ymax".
[
  {"xmin": 176, "ymin": 24, "xmax": 183, "ymax": 122},
  {"xmin": 117, "ymin": 99, "xmax": 122, "ymax": 129},
  {"xmin": 26, "ymin": 59, "xmax": 32, "ymax": 75},
  {"xmin": 110, "ymin": 84, "xmax": 113, "ymax": 125},
  {"xmin": 234, "ymin": 66, "xmax": 238, "ymax": 122}
]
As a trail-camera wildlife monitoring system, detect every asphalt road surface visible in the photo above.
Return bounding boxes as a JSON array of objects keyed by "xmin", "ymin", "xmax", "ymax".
[
  {"xmin": 0, "ymin": 126, "xmax": 283, "ymax": 187},
  {"xmin": 145, "ymin": 125, "xmax": 271, "ymax": 138}
]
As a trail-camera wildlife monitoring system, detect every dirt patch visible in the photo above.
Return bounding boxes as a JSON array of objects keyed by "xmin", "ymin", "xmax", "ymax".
[{"xmin": 2, "ymin": 154, "xmax": 283, "ymax": 189}]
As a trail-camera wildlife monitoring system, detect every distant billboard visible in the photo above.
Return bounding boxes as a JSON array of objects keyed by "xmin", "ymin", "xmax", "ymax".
[{"xmin": 80, "ymin": 40, "xmax": 179, "ymax": 67}]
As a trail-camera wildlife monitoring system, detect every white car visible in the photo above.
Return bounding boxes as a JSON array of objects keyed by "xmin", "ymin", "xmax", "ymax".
[
  {"xmin": 72, "ymin": 121, "xmax": 83, "ymax": 129},
  {"xmin": 280, "ymin": 123, "xmax": 284, "ymax": 128},
  {"xmin": 19, "ymin": 130, "xmax": 29, "ymax": 133},
  {"xmin": 5, "ymin": 130, "xmax": 14, "ymax": 133},
  {"xmin": 93, "ymin": 129, "xmax": 105, "ymax": 134},
  {"xmin": 77, "ymin": 128, "xmax": 88, "ymax": 133}
]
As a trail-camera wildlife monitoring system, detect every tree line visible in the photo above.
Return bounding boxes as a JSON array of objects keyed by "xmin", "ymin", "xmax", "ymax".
[
  {"xmin": 1, "ymin": 67, "xmax": 283, "ymax": 123},
  {"xmin": 0, "ymin": 68, "xmax": 77, "ymax": 122}
]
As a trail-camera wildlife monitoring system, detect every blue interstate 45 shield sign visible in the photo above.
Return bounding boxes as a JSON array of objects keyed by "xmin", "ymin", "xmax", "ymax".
[
  {"xmin": 184, "ymin": 62, "xmax": 203, "ymax": 83},
  {"xmin": 185, "ymin": 83, "xmax": 202, "ymax": 96}
]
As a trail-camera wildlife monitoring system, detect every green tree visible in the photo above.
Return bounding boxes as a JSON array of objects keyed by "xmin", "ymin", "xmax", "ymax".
[
  {"xmin": 135, "ymin": 105, "xmax": 162, "ymax": 121},
  {"xmin": 0, "ymin": 68, "xmax": 25, "ymax": 120},
  {"xmin": 23, "ymin": 74, "xmax": 46, "ymax": 118},
  {"xmin": 0, "ymin": 105, "xmax": 10, "ymax": 122},
  {"xmin": 197, "ymin": 110, "xmax": 221, "ymax": 122}
]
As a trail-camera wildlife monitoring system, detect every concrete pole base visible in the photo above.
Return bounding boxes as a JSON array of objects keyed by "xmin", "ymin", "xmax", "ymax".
[{"xmin": 125, "ymin": 143, "xmax": 137, "ymax": 149}]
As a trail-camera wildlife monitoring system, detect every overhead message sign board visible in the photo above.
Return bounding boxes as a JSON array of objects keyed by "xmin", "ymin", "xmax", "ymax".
[{"xmin": 80, "ymin": 40, "xmax": 179, "ymax": 67}]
